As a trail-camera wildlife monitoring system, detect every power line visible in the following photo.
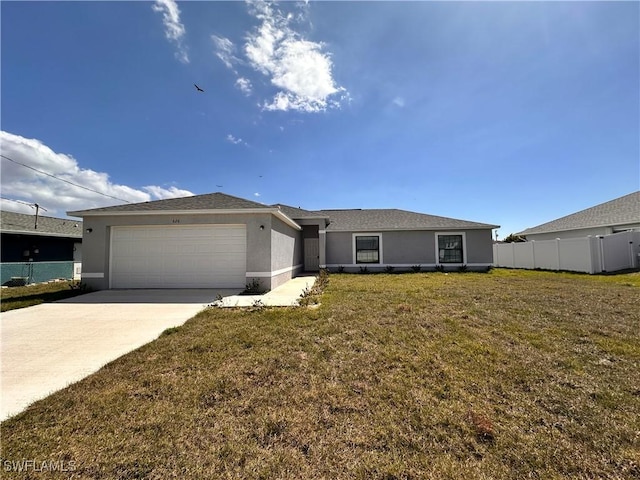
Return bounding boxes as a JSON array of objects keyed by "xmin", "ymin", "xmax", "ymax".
[
  {"xmin": 1, "ymin": 154, "xmax": 131, "ymax": 203},
  {"xmin": 0, "ymin": 197, "xmax": 48, "ymax": 211}
]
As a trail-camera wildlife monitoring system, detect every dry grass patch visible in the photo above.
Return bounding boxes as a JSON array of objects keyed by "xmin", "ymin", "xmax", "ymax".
[
  {"xmin": 1, "ymin": 270, "xmax": 639, "ymax": 479},
  {"xmin": 0, "ymin": 281, "xmax": 85, "ymax": 311}
]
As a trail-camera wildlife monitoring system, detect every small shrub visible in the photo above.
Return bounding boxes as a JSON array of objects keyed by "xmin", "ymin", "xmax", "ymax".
[
  {"xmin": 359, "ymin": 266, "xmax": 369, "ymax": 274},
  {"xmin": 243, "ymin": 278, "xmax": 265, "ymax": 295},
  {"xmin": 337, "ymin": 265, "xmax": 345, "ymax": 273},
  {"xmin": 411, "ymin": 265, "xmax": 422, "ymax": 273},
  {"xmin": 385, "ymin": 265, "xmax": 395, "ymax": 273},
  {"xmin": 435, "ymin": 264, "xmax": 445, "ymax": 273},
  {"xmin": 298, "ymin": 269, "xmax": 330, "ymax": 307},
  {"xmin": 458, "ymin": 264, "xmax": 468, "ymax": 272}
]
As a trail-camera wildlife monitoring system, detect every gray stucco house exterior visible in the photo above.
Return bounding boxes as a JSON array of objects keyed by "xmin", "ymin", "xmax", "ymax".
[
  {"xmin": 518, "ymin": 191, "xmax": 640, "ymax": 241},
  {"xmin": 68, "ymin": 192, "xmax": 498, "ymax": 291}
]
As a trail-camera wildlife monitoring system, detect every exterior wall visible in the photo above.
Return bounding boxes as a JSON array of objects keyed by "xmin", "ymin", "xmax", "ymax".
[
  {"xmin": 525, "ymin": 227, "xmax": 611, "ymax": 241},
  {"xmin": 325, "ymin": 232, "xmax": 353, "ymax": 265},
  {"xmin": 465, "ymin": 229, "xmax": 495, "ymax": 264},
  {"xmin": 1, "ymin": 261, "xmax": 74, "ymax": 285},
  {"xmin": 80, "ymin": 212, "xmax": 272, "ymax": 290},
  {"xmin": 525, "ymin": 224, "xmax": 640, "ymax": 242},
  {"xmin": 382, "ymin": 231, "xmax": 434, "ymax": 264},
  {"xmin": 1, "ymin": 233, "xmax": 78, "ymax": 262},
  {"xmin": 324, "ymin": 229, "xmax": 494, "ymax": 271},
  {"xmin": 265, "ymin": 217, "xmax": 303, "ymax": 290}
]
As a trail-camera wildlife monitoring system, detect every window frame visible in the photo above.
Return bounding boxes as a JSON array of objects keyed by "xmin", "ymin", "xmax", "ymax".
[
  {"xmin": 435, "ymin": 232, "xmax": 467, "ymax": 265},
  {"xmin": 352, "ymin": 233, "xmax": 383, "ymax": 265}
]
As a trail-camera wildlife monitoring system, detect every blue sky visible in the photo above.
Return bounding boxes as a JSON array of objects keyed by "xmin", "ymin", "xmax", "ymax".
[{"xmin": 1, "ymin": 0, "xmax": 638, "ymax": 238}]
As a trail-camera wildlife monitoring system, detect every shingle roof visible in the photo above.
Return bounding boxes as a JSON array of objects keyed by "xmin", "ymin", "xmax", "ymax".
[
  {"xmin": 66, "ymin": 192, "xmax": 498, "ymax": 231},
  {"xmin": 518, "ymin": 191, "xmax": 640, "ymax": 236},
  {"xmin": 315, "ymin": 209, "xmax": 498, "ymax": 231},
  {"xmin": 273, "ymin": 204, "xmax": 327, "ymax": 219},
  {"xmin": 68, "ymin": 192, "xmax": 269, "ymax": 215},
  {"xmin": 1, "ymin": 210, "xmax": 83, "ymax": 238}
]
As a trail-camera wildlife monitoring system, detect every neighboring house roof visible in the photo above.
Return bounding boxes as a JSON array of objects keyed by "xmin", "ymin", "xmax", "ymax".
[
  {"xmin": 68, "ymin": 192, "xmax": 268, "ymax": 215},
  {"xmin": 518, "ymin": 191, "xmax": 640, "ymax": 236},
  {"xmin": 1, "ymin": 210, "xmax": 83, "ymax": 238},
  {"xmin": 315, "ymin": 209, "xmax": 499, "ymax": 231}
]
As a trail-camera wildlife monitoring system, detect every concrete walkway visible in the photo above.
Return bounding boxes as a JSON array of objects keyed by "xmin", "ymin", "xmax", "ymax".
[
  {"xmin": 214, "ymin": 275, "xmax": 316, "ymax": 307},
  {"xmin": 0, "ymin": 277, "xmax": 314, "ymax": 421}
]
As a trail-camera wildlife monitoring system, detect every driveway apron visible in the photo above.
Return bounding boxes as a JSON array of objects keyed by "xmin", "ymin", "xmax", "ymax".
[{"xmin": 0, "ymin": 289, "xmax": 229, "ymax": 421}]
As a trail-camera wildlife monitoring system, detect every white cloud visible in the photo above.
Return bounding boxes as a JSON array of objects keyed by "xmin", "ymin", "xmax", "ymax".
[
  {"xmin": 254, "ymin": 192, "xmax": 261, "ymax": 197},
  {"xmin": 226, "ymin": 134, "xmax": 243, "ymax": 144},
  {"xmin": 152, "ymin": 0, "xmax": 189, "ymax": 64},
  {"xmin": 212, "ymin": 35, "xmax": 239, "ymax": 70},
  {"xmin": 393, "ymin": 97, "xmax": 405, "ymax": 108},
  {"xmin": 244, "ymin": 1, "xmax": 347, "ymax": 113},
  {"xmin": 235, "ymin": 77, "xmax": 253, "ymax": 96},
  {"xmin": 0, "ymin": 131, "xmax": 193, "ymax": 217}
]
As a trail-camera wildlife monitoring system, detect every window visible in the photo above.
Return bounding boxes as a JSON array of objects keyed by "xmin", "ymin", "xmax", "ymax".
[
  {"xmin": 355, "ymin": 235, "xmax": 380, "ymax": 264},
  {"xmin": 438, "ymin": 234, "xmax": 464, "ymax": 263}
]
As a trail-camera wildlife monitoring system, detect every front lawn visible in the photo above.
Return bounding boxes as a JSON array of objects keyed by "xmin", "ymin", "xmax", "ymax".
[
  {"xmin": 1, "ymin": 270, "xmax": 638, "ymax": 479},
  {"xmin": 0, "ymin": 281, "xmax": 85, "ymax": 312}
]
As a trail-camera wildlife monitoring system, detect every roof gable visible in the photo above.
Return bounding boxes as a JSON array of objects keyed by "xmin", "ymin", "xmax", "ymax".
[
  {"xmin": 1, "ymin": 210, "xmax": 83, "ymax": 238},
  {"xmin": 518, "ymin": 191, "xmax": 640, "ymax": 235}
]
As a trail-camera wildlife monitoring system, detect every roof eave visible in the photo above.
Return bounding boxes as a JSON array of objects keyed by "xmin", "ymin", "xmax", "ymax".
[
  {"xmin": 518, "ymin": 220, "xmax": 640, "ymax": 236},
  {"xmin": 1, "ymin": 229, "xmax": 82, "ymax": 239},
  {"xmin": 66, "ymin": 208, "xmax": 302, "ymax": 231}
]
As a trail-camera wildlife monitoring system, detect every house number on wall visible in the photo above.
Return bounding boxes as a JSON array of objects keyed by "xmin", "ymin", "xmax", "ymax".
[{"xmin": 172, "ymin": 219, "xmax": 180, "ymax": 224}]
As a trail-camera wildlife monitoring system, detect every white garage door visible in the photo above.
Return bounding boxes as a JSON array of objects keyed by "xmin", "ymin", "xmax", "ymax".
[{"xmin": 110, "ymin": 225, "xmax": 246, "ymax": 288}]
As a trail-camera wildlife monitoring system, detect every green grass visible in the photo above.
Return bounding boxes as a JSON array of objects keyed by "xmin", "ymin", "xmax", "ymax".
[
  {"xmin": 0, "ymin": 281, "xmax": 86, "ymax": 312},
  {"xmin": 1, "ymin": 270, "xmax": 639, "ymax": 479}
]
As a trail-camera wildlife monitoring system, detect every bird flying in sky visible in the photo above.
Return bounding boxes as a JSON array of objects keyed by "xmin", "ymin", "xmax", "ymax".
[{"xmin": 194, "ymin": 84, "xmax": 204, "ymax": 92}]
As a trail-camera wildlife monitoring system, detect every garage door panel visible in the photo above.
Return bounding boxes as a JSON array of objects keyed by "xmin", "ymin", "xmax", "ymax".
[{"xmin": 111, "ymin": 225, "xmax": 246, "ymax": 288}]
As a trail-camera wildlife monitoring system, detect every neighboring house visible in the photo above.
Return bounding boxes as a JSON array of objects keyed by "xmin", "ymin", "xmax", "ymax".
[
  {"xmin": 518, "ymin": 191, "xmax": 640, "ymax": 241},
  {"xmin": 68, "ymin": 192, "xmax": 498, "ymax": 291},
  {"xmin": 1, "ymin": 210, "xmax": 83, "ymax": 285}
]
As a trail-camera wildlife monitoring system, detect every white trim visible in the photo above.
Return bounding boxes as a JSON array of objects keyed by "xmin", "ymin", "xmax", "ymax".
[
  {"xmin": 435, "ymin": 232, "xmax": 467, "ymax": 265},
  {"xmin": 319, "ymin": 229, "xmax": 326, "ymax": 234},
  {"xmin": 323, "ymin": 263, "xmax": 492, "ymax": 268},
  {"xmin": 352, "ymin": 232, "xmax": 383, "ymax": 265},
  {"xmin": 325, "ymin": 226, "xmax": 498, "ymax": 233},
  {"xmin": 246, "ymin": 264, "xmax": 303, "ymax": 278},
  {"xmin": 82, "ymin": 272, "xmax": 104, "ymax": 278},
  {"xmin": 3, "ymin": 229, "xmax": 82, "ymax": 239}
]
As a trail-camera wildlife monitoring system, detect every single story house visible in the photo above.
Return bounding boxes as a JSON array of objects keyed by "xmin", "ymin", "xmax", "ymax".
[
  {"xmin": 68, "ymin": 192, "xmax": 498, "ymax": 291},
  {"xmin": 518, "ymin": 191, "xmax": 640, "ymax": 241},
  {"xmin": 1, "ymin": 210, "xmax": 82, "ymax": 285}
]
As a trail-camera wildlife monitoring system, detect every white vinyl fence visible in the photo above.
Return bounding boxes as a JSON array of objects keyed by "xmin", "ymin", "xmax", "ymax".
[{"xmin": 493, "ymin": 230, "xmax": 640, "ymax": 274}]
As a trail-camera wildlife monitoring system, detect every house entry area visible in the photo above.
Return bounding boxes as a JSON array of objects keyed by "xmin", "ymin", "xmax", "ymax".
[
  {"xmin": 109, "ymin": 225, "xmax": 246, "ymax": 288},
  {"xmin": 302, "ymin": 225, "xmax": 320, "ymax": 272}
]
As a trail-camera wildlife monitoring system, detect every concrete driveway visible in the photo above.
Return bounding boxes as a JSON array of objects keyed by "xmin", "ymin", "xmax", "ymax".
[{"xmin": 1, "ymin": 289, "xmax": 235, "ymax": 421}]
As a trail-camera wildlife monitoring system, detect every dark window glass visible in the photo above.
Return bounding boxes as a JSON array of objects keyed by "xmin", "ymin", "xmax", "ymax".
[
  {"xmin": 356, "ymin": 236, "xmax": 380, "ymax": 264},
  {"xmin": 438, "ymin": 235, "xmax": 463, "ymax": 263}
]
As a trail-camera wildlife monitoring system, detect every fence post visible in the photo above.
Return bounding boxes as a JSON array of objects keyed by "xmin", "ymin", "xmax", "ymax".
[
  {"xmin": 531, "ymin": 240, "xmax": 536, "ymax": 269},
  {"xmin": 555, "ymin": 239, "xmax": 561, "ymax": 270}
]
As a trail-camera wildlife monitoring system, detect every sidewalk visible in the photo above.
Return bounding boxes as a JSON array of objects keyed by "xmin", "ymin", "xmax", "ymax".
[{"xmin": 214, "ymin": 275, "xmax": 316, "ymax": 307}]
